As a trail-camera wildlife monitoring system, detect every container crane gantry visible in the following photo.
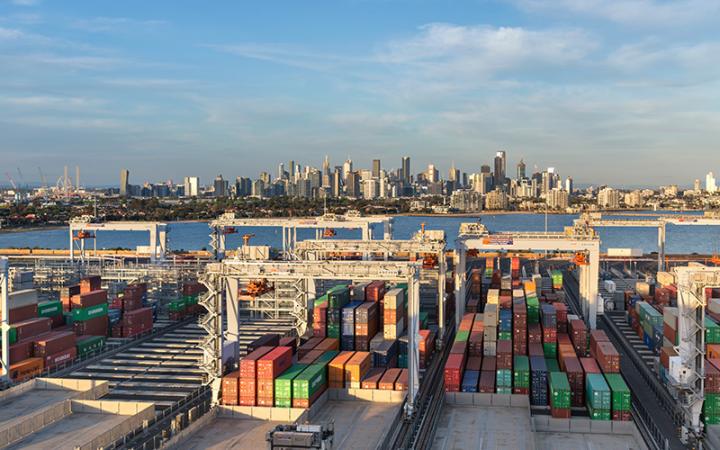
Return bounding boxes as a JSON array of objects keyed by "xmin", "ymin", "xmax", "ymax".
[{"xmin": 69, "ymin": 215, "xmax": 168, "ymax": 263}]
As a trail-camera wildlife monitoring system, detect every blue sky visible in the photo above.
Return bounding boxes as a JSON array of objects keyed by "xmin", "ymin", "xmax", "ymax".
[{"xmin": 1, "ymin": 0, "xmax": 719, "ymax": 188}]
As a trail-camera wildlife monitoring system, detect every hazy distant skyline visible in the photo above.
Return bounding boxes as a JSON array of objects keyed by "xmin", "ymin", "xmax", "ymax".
[{"xmin": 1, "ymin": 0, "xmax": 719, "ymax": 187}]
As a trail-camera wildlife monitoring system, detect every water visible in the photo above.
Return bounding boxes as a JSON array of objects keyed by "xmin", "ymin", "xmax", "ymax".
[{"xmin": 1, "ymin": 213, "xmax": 719, "ymax": 254}]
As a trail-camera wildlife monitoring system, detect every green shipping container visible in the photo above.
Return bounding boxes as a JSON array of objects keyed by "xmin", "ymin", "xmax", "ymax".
[
  {"xmin": 184, "ymin": 295, "xmax": 199, "ymax": 305},
  {"xmin": 526, "ymin": 297, "xmax": 540, "ymax": 324},
  {"xmin": 496, "ymin": 387, "xmax": 512, "ymax": 395},
  {"xmin": 313, "ymin": 350, "xmax": 339, "ymax": 368},
  {"xmin": 496, "ymin": 369, "xmax": 512, "ymax": 387},
  {"xmin": 498, "ymin": 331, "xmax": 512, "ymax": 341},
  {"xmin": 706, "ymin": 318, "xmax": 720, "ymax": 345},
  {"xmin": 455, "ymin": 330, "xmax": 470, "ymax": 342},
  {"xmin": 513, "ymin": 355, "xmax": 530, "ymax": 388},
  {"xmin": 168, "ymin": 299, "xmax": 186, "ymax": 312},
  {"xmin": 72, "ymin": 303, "xmax": 108, "ymax": 322},
  {"xmin": 587, "ymin": 404, "xmax": 611, "ymax": 420},
  {"xmin": 38, "ymin": 300, "xmax": 63, "ymax": 318},
  {"xmin": 63, "ymin": 312, "xmax": 74, "ymax": 326},
  {"xmin": 543, "ymin": 343, "xmax": 557, "ymax": 359},
  {"xmin": 704, "ymin": 393, "xmax": 720, "ymax": 416},
  {"xmin": 604, "ymin": 373, "xmax": 631, "ymax": 412},
  {"xmin": 1, "ymin": 327, "xmax": 18, "ymax": 345},
  {"xmin": 327, "ymin": 286, "xmax": 350, "ymax": 309},
  {"xmin": 586, "ymin": 373, "xmax": 612, "ymax": 410},
  {"xmin": 419, "ymin": 312, "xmax": 429, "ymax": 329},
  {"xmin": 545, "ymin": 358, "xmax": 560, "ymax": 373},
  {"xmin": 275, "ymin": 364, "xmax": 308, "ymax": 406},
  {"xmin": 326, "ymin": 324, "xmax": 340, "ymax": 339},
  {"xmin": 293, "ymin": 364, "xmax": 327, "ymax": 400},
  {"xmin": 76, "ymin": 336, "xmax": 105, "ymax": 357},
  {"xmin": 549, "ymin": 372, "xmax": 571, "ymax": 409},
  {"xmin": 706, "ymin": 415, "xmax": 720, "ymax": 425}
]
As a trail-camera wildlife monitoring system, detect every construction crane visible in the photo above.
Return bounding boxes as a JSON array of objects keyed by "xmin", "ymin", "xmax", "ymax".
[{"xmin": 242, "ymin": 233, "xmax": 255, "ymax": 246}]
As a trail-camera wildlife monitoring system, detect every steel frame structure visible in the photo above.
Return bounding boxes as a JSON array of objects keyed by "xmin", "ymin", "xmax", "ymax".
[
  {"xmin": 455, "ymin": 222, "xmax": 601, "ymax": 328},
  {"xmin": 295, "ymin": 233, "xmax": 448, "ymax": 341},
  {"xmin": 69, "ymin": 216, "xmax": 168, "ymax": 263},
  {"xmin": 672, "ymin": 265, "xmax": 720, "ymax": 443},
  {"xmin": 199, "ymin": 259, "xmax": 422, "ymax": 416},
  {"xmin": 576, "ymin": 212, "xmax": 720, "ymax": 272},
  {"xmin": 208, "ymin": 211, "xmax": 393, "ymax": 260}
]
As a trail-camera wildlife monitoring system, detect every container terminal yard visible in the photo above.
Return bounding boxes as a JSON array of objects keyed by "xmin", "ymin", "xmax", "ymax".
[{"xmin": 2, "ymin": 211, "xmax": 720, "ymax": 449}]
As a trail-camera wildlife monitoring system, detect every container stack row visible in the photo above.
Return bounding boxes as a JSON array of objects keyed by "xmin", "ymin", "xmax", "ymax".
[
  {"xmin": 168, "ymin": 281, "xmax": 206, "ymax": 320},
  {"xmin": 444, "ymin": 264, "xmax": 632, "ymax": 421}
]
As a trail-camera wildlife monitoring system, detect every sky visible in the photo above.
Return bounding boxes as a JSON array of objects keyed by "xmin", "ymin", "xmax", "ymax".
[{"xmin": 1, "ymin": 0, "xmax": 719, "ymax": 188}]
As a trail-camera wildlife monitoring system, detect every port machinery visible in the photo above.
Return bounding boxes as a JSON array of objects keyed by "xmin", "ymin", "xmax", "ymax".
[
  {"xmin": 199, "ymin": 259, "xmax": 425, "ymax": 416},
  {"xmin": 1, "ymin": 257, "xmax": 9, "ymax": 382},
  {"xmin": 208, "ymin": 211, "xmax": 393, "ymax": 260},
  {"xmin": 294, "ymin": 228, "xmax": 448, "ymax": 341},
  {"xmin": 576, "ymin": 211, "xmax": 720, "ymax": 272},
  {"xmin": 69, "ymin": 215, "xmax": 168, "ymax": 263},
  {"xmin": 455, "ymin": 221, "xmax": 602, "ymax": 329}
]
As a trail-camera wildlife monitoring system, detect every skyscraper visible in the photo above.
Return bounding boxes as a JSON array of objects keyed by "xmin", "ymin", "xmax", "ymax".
[
  {"xmin": 494, "ymin": 151, "xmax": 506, "ymax": 189},
  {"xmin": 372, "ymin": 159, "xmax": 381, "ymax": 178},
  {"xmin": 517, "ymin": 159, "xmax": 526, "ymax": 179},
  {"xmin": 401, "ymin": 156, "xmax": 411, "ymax": 183},
  {"xmin": 288, "ymin": 160, "xmax": 295, "ymax": 179},
  {"xmin": 426, "ymin": 164, "xmax": 439, "ymax": 183},
  {"xmin": 449, "ymin": 161, "xmax": 460, "ymax": 186},
  {"xmin": 322, "ymin": 155, "xmax": 330, "ymax": 177},
  {"xmin": 278, "ymin": 163, "xmax": 285, "ymax": 180},
  {"xmin": 213, "ymin": 175, "xmax": 226, "ymax": 197},
  {"xmin": 343, "ymin": 159, "xmax": 353, "ymax": 181},
  {"xmin": 707, "ymin": 172, "xmax": 717, "ymax": 193},
  {"xmin": 120, "ymin": 169, "xmax": 129, "ymax": 197},
  {"xmin": 183, "ymin": 176, "xmax": 199, "ymax": 197},
  {"xmin": 346, "ymin": 171, "xmax": 360, "ymax": 198}
]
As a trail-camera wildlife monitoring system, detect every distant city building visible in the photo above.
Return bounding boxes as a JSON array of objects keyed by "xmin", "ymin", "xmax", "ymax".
[
  {"xmin": 343, "ymin": 159, "xmax": 353, "ymax": 181},
  {"xmin": 485, "ymin": 188, "xmax": 508, "ymax": 210},
  {"xmin": 450, "ymin": 189, "xmax": 483, "ymax": 212},
  {"xmin": 546, "ymin": 187, "xmax": 568, "ymax": 209},
  {"xmin": 346, "ymin": 171, "xmax": 360, "ymax": 198},
  {"xmin": 213, "ymin": 175, "xmax": 227, "ymax": 197},
  {"xmin": 426, "ymin": 164, "xmax": 439, "ymax": 183},
  {"xmin": 624, "ymin": 190, "xmax": 643, "ymax": 207},
  {"xmin": 372, "ymin": 159, "xmax": 381, "ymax": 178},
  {"xmin": 183, "ymin": 176, "xmax": 199, "ymax": 197},
  {"xmin": 707, "ymin": 172, "xmax": 717, "ymax": 194},
  {"xmin": 494, "ymin": 151, "xmax": 506, "ymax": 189},
  {"xmin": 598, "ymin": 187, "xmax": 620, "ymax": 209},
  {"xmin": 694, "ymin": 179, "xmax": 702, "ymax": 192},
  {"xmin": 662, "ymin": 185, "xmax": 678, "ymax": 198},
  {"xmin": 120, "ymin": 169, "xmax": 129, "ymax": 197},
  {"xmin": 401, "ymin": 156, "xmax": 411, "ymax": 184},
  {"xmin": 565, "ymin": 177, "xmax": 573, "ymax": 194},
  {"xmin": 363, "ymin": 178, "xmax": 379, "ymax": 199},
  {"xmin": 517, "ymin": 159, "xmax": 526, "ymax": 180}
]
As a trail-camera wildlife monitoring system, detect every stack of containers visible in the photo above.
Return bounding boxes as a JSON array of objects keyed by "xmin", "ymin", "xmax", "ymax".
[
  {"xmin": 365, "ymin": 281, "xmax": 386, "ymax": 318},
  {"xmin": 69, "ymin": 289, "xmax": 108, "ymax": 336},
  {"xmin": 345, "ymin": 351, "xmax": 372, "ymax": 388},
  {"xmin": 604, "ymin": 373, "xmax": 631, "ymax": 420},
  {"xmin": 341, "ymin": 301, "xmax": 362, "ymax": 351},
  {"xmin": 479, "ymin": 356, "xmax": 496, "ymax": 393},
  {"xmin": 222, "ymin": 370, "xmax": 241, "ymax": 405},
  {"xmin": 327, "ymin": 286, "xmax": 350, "ymax": 339},
  {"xmin": 298, "ymin": 337, "xmax": 323, "ymax": 359},
  {"xmin": 541, "ymin": 304, "xmax": 557, "ymax": 358},
  {"xmin": 484, "ymin": 292, "xmax": 498, "ymax": 357},
  {"xmin": 637, "ymin": 301, "xmax": 663, "ymax": 353},
  {"xmin": 75, "ymin": 335, "xmax": 104, "ymax": 358},
  {"xmin": 293, "ymin": 351, "xmax": 337, "ymax": 407},
  {"xmin": 510, "ymin": 257, "xmax": 521, "ymax": 279},
  {"xmin": 239, "ymin": 346, "xmax": 274, "ymax": 406},
  {"xmin": 354, "ymin": 302, "xmax": 378, "ymax": 351},
  {"xmin": 499, "ymin": 307, "xmax": 512, "ymax": 341},
  {"xmin": 419, "ymin": 329, "xmax": 436, "ymax": 369},
  {"xmin": 275, "ymin": 364, "xmax": 308, "ymax": 407},
  {"xmin": 551, "ymin": 270, "xmax": 563, "ymax": 290},
  {"xmin": 469, "ymin": 314, "xmax": 484, "ymax": 358},
  {"xmin": 512, "ymin": 295, "xmax": 527, "ymax": 355},
  {"xmin": 370, "ymin": 334, "xmax": 397, "ymax": 368},
  {"xmin": 329, "ymin": 351, "xmax": 354, "ymax": 388},
  {"xmin": 663, "ymin": 307, "xmax": 679, "ymax": 347},
  {"xmin": 121, "ymin": 307, "xmax": 153, "ymax": 337},
  {"xmin": 60, "ymin": 284, "xmax": 81, "ymax": 313},
  {"xmin": 313, "ymin": 295, "xmax": 328, "ymax": 338},
  {"xmin": 705, "ymin": 359, "xmax": 720, "ymax": 424},
  {"xmin": 182, "ymin": 281, "xmax": 205, "ymax": 315},
  {"xmin": 37, "ymin": 299, "xmax": 63, "ymax": 328},
  {"xmin": 569, "ymin": 317, "xmax": 588, "ymax": 357},
  {"xmin": 444, "ymin": 337, "xmax": 466, "ymax": 392},
  {"xmin": 383, "ymin": 288, "xmax": 405, "ymax": 340},
  {"xmin": 256, "ymin": 346, "xmax": 293, "ymax": 406},
  {"xmin": 33, "ymin": 331, "xmax": 77, "ymax": 369},
  {"xmin": 549, "ymin": 372, "xmax": 571, "ymax": 418},
  {"xmin": 530, "ymin": 356, "xmax": 548, "ymax": 406},
  {"xmin": 513, "ymin": 355, "xmax": 529, "ymax": 394},
  {"xmin": 586, "ymin": 373, "xmax": 612, "ymax": 420},
  {"xmin": 496, "ymin": 339, "xmax": 512, "ymax": 394}
]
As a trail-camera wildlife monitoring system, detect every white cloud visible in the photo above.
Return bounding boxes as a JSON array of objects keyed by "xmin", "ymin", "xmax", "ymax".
[
  {"xmin": 0, "ymin": 95, "xmax": 102, "ymax": 108},
  {"xmin": 70, "ymin": 17, "xmax": 167, "ymax": 33},
  {"xmin": 607, "ymin": 40, "xmax": 720, "ymax": 74},
  {"xmin": 0, "ymin": 26, "xmax": 25, "ymax": 40},
  {"xmin": 512, "ymin": 0, "xmax": 720, "ymax": 25}
]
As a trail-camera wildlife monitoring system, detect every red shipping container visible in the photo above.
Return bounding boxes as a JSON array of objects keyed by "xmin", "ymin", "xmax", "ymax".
[
  {"xmin": 122, "ymin": 296, "xmax": 142, "ymax": 312},
  {"xmin": 496, "ymin": 340, "xmax": 512, "ymax": 369},
  {"xmin": 379, "ymin": 368, "xmax": 401, "ymax": 390},
  {"xmin": 528, "ymin": 324, "xmax": 542, "ymax": 344},
  {"xmin": 361, "ymin": 368, "xmax": 386, "ymax": 389},
  {"xmin": 279, "ymin": 337, "xmax": 297, "ymax": 353},
  {"xmin": 257, "ymin": 346, "xmax": 293, "ymax": 380},
  {"xmin": 564, "ymin": 356, "xmax": 585, "ymax": 407},
  {"xmin": 479, "ymin": 370, "xmax": 495, "ymax": 393},
  {"xmin": 73, "ymin": 315, "xmax": 108, "ymax": 336},
  {"xmin": 613, "ymin": 410, "xmax": 632, "ymax": 421},
  {"xmin": 706, "ymin": 359, "xmax": 720, "ymax": 394},
  {"xmin": 542, "ymin": 326, "xmax": 557, "ymax": 343},
  {"xmin": 551, "ymin": 407, "xmax": 571, "ymax": 419},
  {"xmin": 365, "ymin": 281, "xmax": 386, "ymax": 302},
  {"xmin": 529, "ymin": 343, "xmax": 544, "ymax": 357},
  {"xmin": 450, "ymin": 341, "xmax": 467, "ymax": 355},
  {"xmin": 395, "ymin": 369, "xmax": 408, "ymax": 390},
  {"xmin": 80, "ymin": 276, "xmax": 101, "ymax": 294},
  {"xmin": 222, "ymin": 371, "xmax": 239, "ymax": 405},
  {"xmin": 6, "ymin": 303, "xmax": 38, "ymax": 324},
  {"xmin": 9, "ymin": 340, "xmax": 33, "ymax": 365},
  {"xmin": 466, "ymin": 356, "xmax": 483, "ymax": 372},
  {"xmin": 122, "ymin": 307, "xmax": 152, "ymax": 326},
  {"xmin": 44, "ymin": 346, "xmax": 77, "ymax": 369},
  {"xmin": 569, "ymin": 319, "xmax": 588, "ymax": 356},
  {"xmin": 481, "ymin": 355, "xmax": 497, "ymax": 372},
  {"xmin": 444, "ymin": 354, "xmax": 465, "ymax": 391},
  {"xmin": 596, "ymin": 341, "xmax": 620, "ymax": 373},
  {"xmin": 239, "ymin": 377, "xmax": 257, "ymax": 406},
  {"xmin": 257, "ymin": 378, "xmax": 275, "ymax": 405},
  {"xmin": 513, "ymin": 387, "xmax": 529, "ymax": 395},
  {"xmin": 589, "ymin": 330, "xmax": 610, "ymax": 358},
  {"xmin": 240, "ymin": 346, "xmax": 275, "ymax": 379},
  {"xmin": 298, "ymin": 349, "xmax": 324, "ymax": 364},
  {"xmin": 71, "ymin": 290, "xmax": 107, "ymax": 309},
  {"xmin": 12, "ymin": 317, "xmax": 52, "ymax": 341},
  {"xmin": 580, "ymin": 357, "xmax": 601, "ymax": 374},
  {"xmin": 33, "ymin": 331, "xmax": 76, "ymax": 358}
]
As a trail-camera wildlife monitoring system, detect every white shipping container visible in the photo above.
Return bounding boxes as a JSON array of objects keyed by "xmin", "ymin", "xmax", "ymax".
[
  {"xmin": 483, "ymin": 340, "xmax": 497, "ymax": 356},
  {"xmin": 663, "ymin": 307, "xmax": 678, "ymax": 329},
  {"xmin": 656, "ymin": 271, "xmax": 675, "ymax": 287},
  {"xmin": 7, "ymin": 289, "xmax": 39, "ymax": 308},
  {"xmin": 603, "ymin": 280, "xmax": 616, "ymax": 293},
  {"xmin": 483, "ymin": 304, "xmax": 498, "ymax": 325},
  {"xmin": 483, "ymin": 325, "xmax": 497, "ymax": 342},
  {"xmin": 607, "ymin": 248, "xmax": 643, "ymax": 257},
  {"xmin": 709, "ymin": 298, "xmax": 720, "ymax": 315},
  {"xmin": 383, "ymin": 317, "xmax": 404, "ymax": 340},
  {"xmin": 383, "ymin": 288, "xmax": 405, "ymax": 310}
]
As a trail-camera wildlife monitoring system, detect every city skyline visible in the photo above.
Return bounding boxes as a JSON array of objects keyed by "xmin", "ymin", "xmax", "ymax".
[{"xmin": 1, "ymin": 1, "xmax": 719, "ymax": 186}]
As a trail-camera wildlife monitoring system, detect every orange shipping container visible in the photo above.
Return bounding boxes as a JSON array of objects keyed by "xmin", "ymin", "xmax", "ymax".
[
  {"xmin": 395, "ymin": 369, "xmax": 408, "ymax": 391},
  {"xmin": 329, "ymin": 351, "xmax": 355, "ymax": 388},
  {"xmin": 345, "ymin": 352, "xmax": 372, "ymax": 386},
  {"xmin": 708, "ymin": 344, "xmax": 720, "ymax": 360},
  {"xmin": 315, "ymin": 338, "xmax": 340, "ymax": 352},
  {"xmin": 2, "ymin": 357, "xmax": 44, "ymax": 382}
]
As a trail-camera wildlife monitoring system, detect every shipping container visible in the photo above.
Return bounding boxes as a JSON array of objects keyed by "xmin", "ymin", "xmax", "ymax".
[
  {"xmin": 379, "ymin": 368, "xmax": 401, "ymax": 390},
  {"xmin": 275, "ymin": 364, "xmax": 308, "ymax": 407},
  {"xmin": 361, "ymin": 367, "xmax": 386, "ymax": 390}
]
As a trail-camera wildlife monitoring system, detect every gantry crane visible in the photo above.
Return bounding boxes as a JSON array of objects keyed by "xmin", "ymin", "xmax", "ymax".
[{"xmin": 69, "ymin": 215, "xmax": 168, "ymax": 263}]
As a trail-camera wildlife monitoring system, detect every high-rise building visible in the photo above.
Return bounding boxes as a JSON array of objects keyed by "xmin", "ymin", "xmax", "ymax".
[
  {"xmin": 449, "ymin": 161, "xmax": 460, "ymax": 186},
  {"xmin": 343, "ymin": 159, "xmax": 353, "ymax": 181},
  {"xmin": 401, "ymin": 157, "xmax": 411, "ymax": 183},
  {"xmin": 494, "ymin": 151, "xmax": 506, "ymax": 189},
  {"xmin": 346, "ymin": 171, "xmax": 360, "ymax": 198},
  {"xmin": 372, "ymin": 159, "xmax": 381, "ymax": 178},
  {"xmin": 598, "ymin": 187, "xmax": 620, "ymax": 209},
  {"xmin": 322, "ymin": 155, "xmax": 330, "ymax": 177},
  {"xmin": 485, "ymin": 188, "xmax": 509, "ymax": 210},
  {"xmin": 183, "ymin": 176, "xmax": 199, "ymax": 197},
  {"xmin": 213, "ymin": 175, "xmax": 226, "ymax": 197},
  {"xmin": 694, "ymin": 179, "xmax": 702, "ymax": 192},
  {"xmin": 450, "ymin": 190, "xmax": 483, "ymax": 212},
  {"xmin": 565, "ymin": 177, "xmax": 573, "ymax": 194},
  {"xmin": 547, "ymin": 188, "xmax": 569, "ymax": 209},
  {"xmin": 624, "ymin": 190, "xmax": 643, "ymax": 207},
  {"xmin": 426, "ymin": 164, "xmax": 439, "ymax": 183},
  {"xmin": 707, "ymin": 172, "xmax": 717, "ymax": 194},
  {"xmin": 120, "ymin": 169, "xmax": 129, "ymax": 197},
  {"xmin": 288, "ymin": 160, "xmax": 295, "ymax": 179},
  {"xmin": 332, "ymin": 170, "xmax": 342, "ymax": 197},
  {"xmin": 517, "ymin": 159, "xmax": 526, "ymax": 180}
]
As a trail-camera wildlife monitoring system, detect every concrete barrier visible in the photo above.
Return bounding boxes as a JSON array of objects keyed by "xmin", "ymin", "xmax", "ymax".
[
  {"xmin": 327, "ymin": 388, "xmax": 406, "ymax": 403},
  {"xmin": 531, "ymin": 415, "xmax": 638, "ymax": 435}
]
